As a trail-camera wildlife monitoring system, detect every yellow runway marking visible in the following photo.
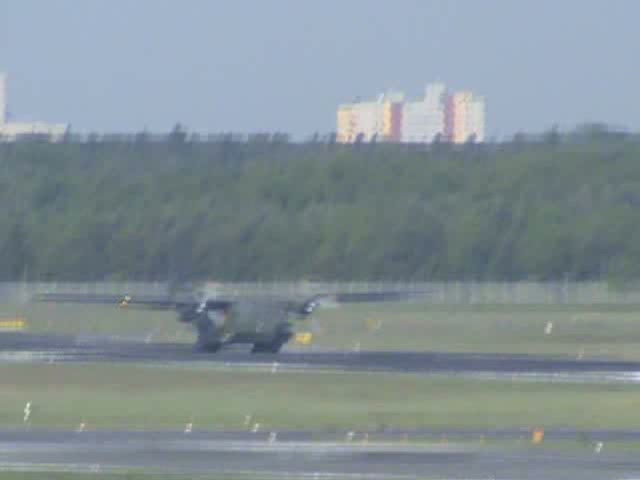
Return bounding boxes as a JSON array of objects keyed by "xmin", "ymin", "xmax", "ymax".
[
  {"xmin": 0, "ymin": 318, "xmax": 27, "ymax": 331},
  {"xmin": 294, "ymin": 332, "xmax": 313, "ymax": 345}
]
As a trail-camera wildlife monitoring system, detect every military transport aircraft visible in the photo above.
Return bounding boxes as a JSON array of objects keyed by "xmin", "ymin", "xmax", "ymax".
[{"xmin": 34, "ymin": 287, "xmax": 425, "ymax": 353}]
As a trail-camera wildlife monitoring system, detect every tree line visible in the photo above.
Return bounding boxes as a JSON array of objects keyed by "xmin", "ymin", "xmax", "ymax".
[{"xmin": 1, "ymin": 128, "xmax": 639, "ymax": 282}]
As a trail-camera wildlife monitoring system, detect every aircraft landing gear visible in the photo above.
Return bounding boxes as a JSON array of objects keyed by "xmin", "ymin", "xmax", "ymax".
[
  {"xmin": 251, "ymin": 338, "xmax": 286, "ymax": 354},
  {"xmin": 195, "ymin": 339, "xmax": 222, "ymax": 353}
]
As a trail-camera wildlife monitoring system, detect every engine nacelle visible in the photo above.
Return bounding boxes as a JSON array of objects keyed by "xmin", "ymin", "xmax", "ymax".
[{"xmin": 177, "ymin": 304, "xmax": 201, "ymax": 323}]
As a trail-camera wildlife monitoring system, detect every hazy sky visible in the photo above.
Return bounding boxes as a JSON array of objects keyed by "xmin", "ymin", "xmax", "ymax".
[{"xmin": 0, "ymin": 0, "xmax": 638, "ymax": 139}]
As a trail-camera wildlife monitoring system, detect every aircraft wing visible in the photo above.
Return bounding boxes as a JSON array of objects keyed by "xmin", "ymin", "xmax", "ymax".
[
  {"xmin": 32, "ymin": 292, "xmax": 183, "ymax": 310},
  {"xmin": 286, "ymin": 289, "xmax": 432, "ymax": 317},
  {"xmin": 333, "ymin": 290, "xmax": 428, "ymax": 303},
  {"xmin": 33, "ymin": 288, "xmax": 431, "ymax": 316}
]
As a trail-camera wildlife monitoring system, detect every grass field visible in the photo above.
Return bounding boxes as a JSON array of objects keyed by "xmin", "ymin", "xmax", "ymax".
[
  {"xmin": 308, "ymin": 303, "xmax": 640, "ymax": 360},
  {"xmin": 4, "ymin": 302, "xmax": 640, "ymax": 360},
  {"xmin": 1, "ymin": 303, "xmax": 182, "ymax": 342},
  {"xmin": 1, "ymin": 364, "xmax": 639, "ymax": 431},
  {"xmin": 2, "ymin": 303, "xmax": 639, "ymax": 477}
]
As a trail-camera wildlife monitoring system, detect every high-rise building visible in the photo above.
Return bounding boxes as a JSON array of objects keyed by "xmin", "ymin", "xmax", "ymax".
[
  {"xmin": 402, "ymin": 83, "xmax": 447, "ymax": 143},
  {"xmin": 337, "ymin": 91, "xmax": 404, "ymax": 143},
  {"xmin": 337, "ymin": 83, "xmax": 485, "ymax": 144},
  {"xmin": 382, "ymin": 98, "xmax": 403, "ymax": 142},
  {"xmin": 336, "ymin": 105, "xmax": 356, "ymax": 143},
  {"xmin": 0, "ymin": 73, "xmax": 7, "ymax": 125},
  {"xmin": 446, "ymin": 91, "xmax": 485, "ymax": 143},
  {"xmin": 336, "ymin": 102, "xmax": 380, "ymax": 143}
]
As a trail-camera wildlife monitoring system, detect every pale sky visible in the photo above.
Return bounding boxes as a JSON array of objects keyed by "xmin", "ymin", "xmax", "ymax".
[{"xmin": 0, "ymin": 0, "xmax": 638, "ymax": 139}]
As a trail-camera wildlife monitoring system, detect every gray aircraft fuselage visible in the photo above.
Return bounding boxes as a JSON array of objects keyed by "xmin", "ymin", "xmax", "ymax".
[{"xmin": 186, "ymin": 299, "xmax": 302, "ymax": 353}]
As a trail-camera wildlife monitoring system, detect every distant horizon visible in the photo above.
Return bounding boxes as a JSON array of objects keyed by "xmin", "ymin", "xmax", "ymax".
[
  {"xmin": 1, "ymin": 68, "xmax": 636, "ymax": 141},
  {"xmin": 2, "ymin": 121, "xmax": 632, "ymax": 144},
  {"xmin": 2, "ymin": 1, "xmax": 638, "ymax": 138}
]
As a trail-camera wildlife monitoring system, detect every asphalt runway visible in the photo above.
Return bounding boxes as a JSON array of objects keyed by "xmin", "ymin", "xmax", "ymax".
[
  {"xmin": 1, "ymin": 430, "xmax": 639, "ymax": 479},
  {"xmin": 2, "ymin": 333, "xmax": 640, "ymax": 383}
]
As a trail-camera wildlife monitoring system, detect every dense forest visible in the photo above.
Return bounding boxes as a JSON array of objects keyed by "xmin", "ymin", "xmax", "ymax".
[{"xmin": 1, "ymin": 127, "xmax": 639, "ymax": 282}]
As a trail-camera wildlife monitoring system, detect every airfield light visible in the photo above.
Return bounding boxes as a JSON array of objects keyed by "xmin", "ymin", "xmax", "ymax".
[{"xmin": 23, "ymin": 402, "xmax": 31, "ymax": 423}]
